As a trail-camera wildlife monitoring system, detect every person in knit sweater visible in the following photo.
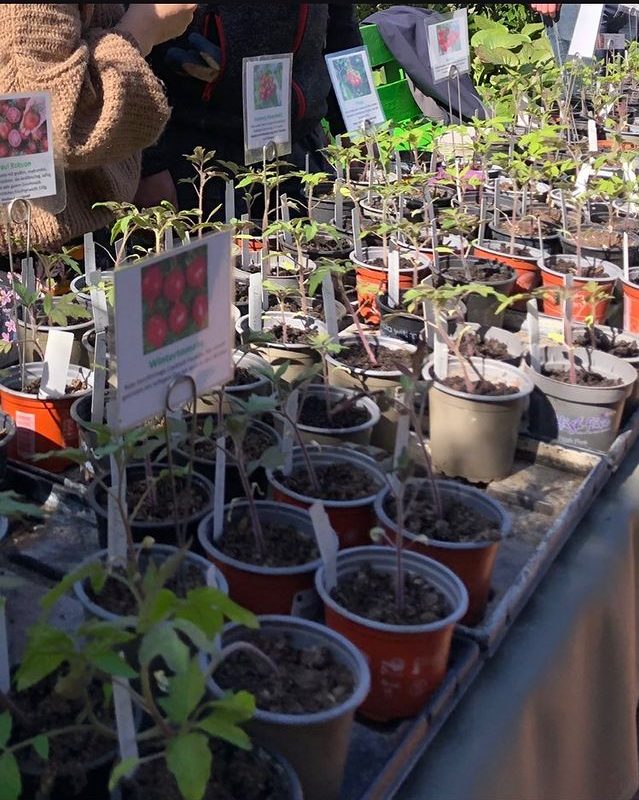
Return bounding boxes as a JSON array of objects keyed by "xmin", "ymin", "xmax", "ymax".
[
  {"xmin": 0, "ymin": 3, "xmax": 197, "ymax": 254},
  {"xmin": 136, "ymin": 3, "xmax": 363, "ymax": 220}
]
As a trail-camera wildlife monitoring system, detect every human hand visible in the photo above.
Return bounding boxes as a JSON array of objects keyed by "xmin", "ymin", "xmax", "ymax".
[
  {"xmin": 134, "ymin": 170, "xmax": 179, "ymax": 210},
  {"xmin": 117, "ymin": 4, "xmax": 197, "ymax": 57},
  {"xmin": 165, "ymin": 33, "xmax": 222, "ymax": 82},
  {"xmin": 530, "ymin": 4, "xmax": 561, "ymax": 18}
]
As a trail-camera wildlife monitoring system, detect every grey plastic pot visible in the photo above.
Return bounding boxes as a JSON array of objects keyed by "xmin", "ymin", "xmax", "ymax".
[
  {"xmin": 325, "ymin": 334, "xmax": 417, "ymax": 451},
  {"xmin": 374, "ymin": 479, "xmax": 511, "ymax": 626},
  {"xmin": 208, "ymin": 615, "xmax": 370, "ymax": 800},
  {"xmin": 73, "ymin": 544, "xmax": 228, "ymax": 623},
  {"xmin": 17, "ymin": 315, "xmax": 94, "ymax": 368},
  {"xmin": 441, "ymin": 257, "xmax": 516, "ymax": 328},
  {"xmin": 487, "ymin": 220, "xmax": 561, "ymax": 254},
  {"xmin": 571, "ymin": 325, "xmax": 639, "ymax": 404},
  {"xmin": 236, "ymin": 311, "xmax": 326, "ymax": 384},
  {"xmin": 266, "ymin": 445, "xmax": 386, "ymax": 549},
  {"xmin": 525, "ymin": 346, "xmax": 638, "ymax": 452},
  {"xmin": 315, "ymin": 546, "xmax": 467, "ymax": 721},
  {"xmin": 70, "ymin": 391, "xmax": 108, "ymax": 470},
  {"xmin": 451, "ymin": 322, "xmax": 524, "ymax": 365},
  {"xmin": 81, "ymin": 328, "xmax": 111, "ymax": 367},
  {"xmin": 0, "ymin": 412, "xmax": 15, "ymax": 482},
  {"xmin": 297, "ymin": 385, "xmax": 381, "ymax": 446},
  {"xmin": 424, "ymin": 357, "xmax": 535, "ymax": 482},
  {"xmin": 198, "ymin": 500, "xmax": 331, "ymax": 616},
  {"xmin": 112, "ymin": 745, "xmax": 303, "ymax": 800},
  {"xmin": 70, "ymin": 270, "xmax": 114, "ymax": 308},
  {"xmin": 196, "ymin": 349, "xmax": 271, "ymax": 415}
]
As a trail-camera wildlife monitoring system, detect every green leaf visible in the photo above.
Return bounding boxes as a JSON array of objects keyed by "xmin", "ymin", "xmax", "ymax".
[
  {"xmin": 88, "ymin": 651, "xmax": 137, "ymax": 679},
  {"xmin": 16, "ymin": 624, "xmax": 75, "ymax": 690},
  {"xmin": 158, "ymin": 658, "xmax": 206, "ymax": 725},
  {"xmin": 41, "ymin": 560, "xmax": 105, "ymax": 613},
  {"xmin": 196, "ymin": 714, "xmax": 251, "ymax": 750},
  {"xmin": 166, "ymin": 733, "xmax": 211, "ymax": 800},
  {"xmin": 0, "ymin": 712, "xmax": 11, "ymax": 748},
  {"xmin": 109, "ymin": 757, "xmax": 140, "ymax": 791},
  {"xmin": 0, "ymin": 752, "xmax": 20, "ymax": 800},
  {"xmin": 32, "ymin": 735, "xmax": 49, "ymax": 760},
  {"xmin": 139, "ymin": 625, "xmax": 189, "ymax": 673}
]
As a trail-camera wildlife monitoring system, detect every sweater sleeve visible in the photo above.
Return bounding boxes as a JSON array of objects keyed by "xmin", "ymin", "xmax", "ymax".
[{"xmin": 0, "ymin": 4, "xmax": 170, "ymax": 171}]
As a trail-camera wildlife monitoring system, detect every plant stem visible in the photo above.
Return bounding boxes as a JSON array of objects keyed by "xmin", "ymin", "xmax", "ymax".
[{"xmin": 335, "ymin": 278, "xmax": 378, "ymax": 368}]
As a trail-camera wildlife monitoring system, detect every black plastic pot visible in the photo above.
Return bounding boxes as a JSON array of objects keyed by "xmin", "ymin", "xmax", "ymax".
[
  {"xmin": 440, "ymin": 256, "xmax": 516, "ymax": 328},
  {"xmin": 0, "ymin": 411, "xmax": 16, "ymax": 482},
  {"xmin": 559, "ymin": 225, "xmax": 639, "ymax": 268},
  {"xmin": 87, "ymin": 464, "xmax": 215, "ymax": 550},
  {"xmin": 377, "ymin": 292, "xmax": 426, "ymax": 346},
  {"xmin": 487, "ymin": 220, "xmax": 561, "ymax": 255}
]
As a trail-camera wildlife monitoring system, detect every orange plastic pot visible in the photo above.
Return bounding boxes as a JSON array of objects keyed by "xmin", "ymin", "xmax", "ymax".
[
  {"xmin": 540, "ymin": 256, "xmax": 621, "ymax": 322},
  {"xmin": 316, "ymin": 547, "xmax": 468, "ymax": 721},
  {"xmin": 267, "ymin": 447, "xmax": 385, "ymax": 550},
  {"xmin": 622, "ymin": 270, "xmax": 639, "ymax": 333},
  {"xmin": 0, "ymin": 363, "xmax": 91, "ymax": 472},
  {"xmin": 197, "ymin": 502, "xmax": 331, "ymax": 615},
  {"xmin": 472, "ymin": 241, "xmax": 543, "ymax": 307},
  {"xmin": 375, "ymin": 479, "xmax": 511, "ymax": 626}
]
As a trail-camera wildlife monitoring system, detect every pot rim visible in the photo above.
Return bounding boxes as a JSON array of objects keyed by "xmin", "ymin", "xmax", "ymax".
[
  {"xmin": 266, "ymin": 446, "xmax": 386, "ymax": 508},
  {"xmin": 349, "ymin": 247, "xmax": 430, "ymax": 273},
  {"xmin": 315, "ymin": 545, "xmax": 469, "ymax": 634},
  {"xmin": 539, "ymin": 254, "xmax": 621, "ymax": 282},
  {"xmin": 423, "ymin": 356, "xmax": 535, "ymax": 402},
  {"xmin": 374, "ymin": 478, "xmax": 512, "ymax": 551},
  {"xmin": 209, "ymin": 614, "xmax": 371, "ymax": 725},
  {"xmin": 558, "ymin": 226, "xmax": 639, "ymax": 249},
  {"xmin": 197, "ymin": 500, "xmax": 329, "ymax": 576},
  {"xmin": 226, "ymin": 349, "xmax": 271, "ymax": 394},
  {"xmin": 525, "ymin": 346, "xmax": 639, "ymax": 390},
  {"xmin": 297, "ymin": 386, "xmax": 381, "ymax": 436},
  {"xmin": 471, "ymin": 238, "xmax": 547, "ymax": 262},
  {"xmin": 0, "ymin": 363, "xmax": 92, "ymax": 400},
  {"xmin": 326, "ymin": 334, "xmax": 416, "ymax": 378},
  {"xmin": 236, "ymin": 311, "xmax": 327, "ymax": 351},
  {"xmin": 487, "ymin": 220, "xmax": 561, "ymax": 241},
  {"xmin": 173, "ymin": 417, "xmax": 280, "ymax": 466}
]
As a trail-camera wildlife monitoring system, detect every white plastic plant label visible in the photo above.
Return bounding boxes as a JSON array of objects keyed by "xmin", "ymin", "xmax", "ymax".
[
  {"xmin": 113, "ymin": 677, "xmax": 139, "ymax": 767},
  {"xmin": 248, "ymin": 272, "xmax": 263, "ymax": 333},
  {"xmin": 388, "ymin": 250, "xmax": 401, "ymax": 309},
  {"xmin": 213, "ymin": 437, "xmax": 226, "ymax": 541},
  {"xmin": 568, "ymin": 5, "xmax": 604, "ymax": 59},
  {"xmin": 0, "ymin": 598, "xmax": 9, "ymax": 692},
  {"xmin": 0, "ymin": 93, "xmax": 57, "ymax": 204},
  {"xmin": 433, "ymin": 332, "xmax": 449, "ymax": 379},
  {"xmin": 325, "ymin": 46, "xmax": 385, "ymax": 134},
  {"xmin": 321, "ymin": 273, "xmax": 339, "ymax": 341},
  {"xmin": 113, "ymin": 232, "xmax": 233, "ymax": 431},
  {"xmin": 427, "ymin": 8, "xmax": 470, "ymax": 84},
  {"xmin": 39, "ymin": 329, "xmax": 73, "ymax": 399},
  {"xmin": 526, "ymin": 299, "xmax": 541, "ymax": 373},
  {"xmin": 587, "ymin": 121, "xmax": 598, "ymax": 154},
  {"xmin": 243, "ymin": 53, "xmax": 293, "ymax": 165},
  {"xmin": 309, "ymin": 501, "xmax": 338, "ymax": 593}
]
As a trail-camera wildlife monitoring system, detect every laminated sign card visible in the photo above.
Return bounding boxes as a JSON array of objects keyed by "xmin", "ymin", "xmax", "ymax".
[
  {"xmin": 427, "ymin": 9, "xmax": 470, "ymax": 83},
  {"xmin": 325, "ymin": 47, "xmax": 385, "ymax": 134},
  {"xmin": 243, "ymin": 53, "xmax": 293, "ymax": 165},
  {"xmin": 113, "ymin": 232, "xmax": 233, "ymax": 431},
  {"xmin": 0, "ymin": 92, "xmax": 56, "ymax": 204}
]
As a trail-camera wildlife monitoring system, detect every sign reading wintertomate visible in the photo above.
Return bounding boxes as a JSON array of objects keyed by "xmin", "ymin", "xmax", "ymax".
[{"xmin": 112, "ymin": 231, "xmax": 233, "ymax": 431}]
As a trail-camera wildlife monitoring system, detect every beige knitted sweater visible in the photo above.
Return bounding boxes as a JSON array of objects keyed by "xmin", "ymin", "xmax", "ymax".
[{"xmin": 0, "ymin": 4, "xmax": 170, "ymax": 253}]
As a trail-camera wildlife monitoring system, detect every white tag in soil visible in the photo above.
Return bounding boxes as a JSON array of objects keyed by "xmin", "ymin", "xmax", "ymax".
[
  {"xmin": 388, "ymin": 250, "xmax": 401, "ymax": 308},
  {"xmin": 113, "ymin": 676, "xmax": 139, "ymax": 767},
  {"xmin": 321, "ymin": 273, "xmax": 339, "ymax": 341},
  {"xmin": 213, "ymin": 437, "xmax": 226, "ymax": 541},
  {"xmin": 587, "ymin": 120, "xmax": 598, "ymax": 153},
  {"xmin": 241, "ymin": 213, "xmax": 251, "ymax": 269},
  {"xmin": 351, "ymin": 208, "xmax": 363, "ymax": 259},
  {"xmin": 0, "ymin": 598, "xmax": 9, "ymax": 693},
  {"xmin": 91, "ymin": 329, "xmax": 108, "ymax": 424},
  {"xmin": 39, "ymin": 328, "xmax": 73, "ymax": 399},
  {"xmin": 21, "ymin": 257, "xmax": 35, "ymax": 293},
  {"xmin": 106, "ymin": 402, "xmax": 128, "ymax": 562},
  {"xmin": 225, "ymin": 180, "xmax": 236, "ymax": 224},
  {"xmin": 334, "ymin": 179, "xmax": 344, "ymax": 229},
  {"xmin": 393, "ymin": 405, "xmax": 411, "ymax": 470},
  {"xmin": 309, "ymin": 501, "xmax": 338, "ymax": 593},
  {"xmin": 433, "ymin": 332, "xmax": 449, "ymax": 379},
  {"xmin": 280, "ymin": 194, "xmax": 293, "ymax": 244},
  {"xmin": 526, "ymin": 299, "xmax": 541, "ymax": 372},
  {"xmin": 575, "ymin": 164, "xmax": 592, "ymax": 193},
  {"xmin": 248, "ymin": 272, "xmax": 263, "ymax": 332},
  {"xmin": 624, "ymin": 231, "xmax": 631, "ymax": 282},
  {"xmin": 282, "ymin": 389, "xmax": 299, "ymax": 476}
]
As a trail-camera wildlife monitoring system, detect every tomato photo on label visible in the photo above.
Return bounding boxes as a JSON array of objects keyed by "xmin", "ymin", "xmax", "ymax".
[
  {"xmin": 186, "ymin": 255, "xmax": 207, "ymax": 290},
  {"xmin": 169, "ymin": 301, "xmax": 189, "ymax": 335},
  {"xmin": 163, "ymin": 268, "xmax": 186, "ymax": 303},
  {"xmin": 142, "ymin": 264, "xmax": 164, "ymax": 305},
  {"xmin": 145, "ymin": 315, "xmax": 168, "ymax": 350},
  {"xmin": 191, "ymin": 294, "xmax": 208, "ymax": 330}
]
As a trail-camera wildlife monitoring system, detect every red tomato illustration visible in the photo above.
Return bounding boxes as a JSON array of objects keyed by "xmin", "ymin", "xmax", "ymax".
[
  {"xmin": 145, "ymin": 315, "xmax": 168, "ymax": 350},
  {"xmin": 163, "ymin": 268, "xmax": 186, "ymax": 303},
  {"xmin": 169, "ymin": 301, "xmax": 189, "ymax": 335},
  {"xmin": 191, "ymin": 294, "xmax": 208, "ymax": 329},
  {"xmin": 186, "ymin": 255, "xmax": 207, "ymax": 290},
  {"xmin": 142, "ymin": 265, "xmax": 164, "ymax": 305}
]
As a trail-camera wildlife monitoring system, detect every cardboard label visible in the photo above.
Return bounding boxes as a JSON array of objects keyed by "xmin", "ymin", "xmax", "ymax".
[
  {"xmin": 113, "ymin": 233, "xmax": 233, "ymax": 431},
  {"xmin": 0, "ymin": 92, "xmax": 56, "ymax": 204},
  {"xmin": 325, "ymin": 46, "xmax": 385, "ymax": 134},
  {"xmin": 427, "ymin": 9, "xmax": 470, "ymax": 83},
  {"xmin": 243, "ymin": 53, "xmax": 293, "ymax": 165}
]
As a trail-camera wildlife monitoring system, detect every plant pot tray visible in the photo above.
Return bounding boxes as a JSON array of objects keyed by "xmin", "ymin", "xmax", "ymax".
[
  {"xmin": 409, "ymin": 435, "xmax": 610, "ymax": 655},
  {"xmin": 340, "ymin": 632, "xmax": 482, "ymax": 800}
]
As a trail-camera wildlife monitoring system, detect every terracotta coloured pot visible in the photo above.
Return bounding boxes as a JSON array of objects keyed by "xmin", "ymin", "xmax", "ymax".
[{"xmin": 539, "ymin": 255, "xmax": 621, "ymax": 323}]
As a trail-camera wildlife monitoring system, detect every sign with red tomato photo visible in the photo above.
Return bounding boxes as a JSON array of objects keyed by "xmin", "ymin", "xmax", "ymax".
[
  {"xmin": 427, "ymin": 10, "xmax": 470, "ymax": 84},
  {"xmin": 113, "ymin": 232, "xmax": 233, "ymax": 431},
  {"xmin": 243, "ymin": 54, "xmax": 292, "ymax": 166},
  {"xmin": 325, "ymin": 47, "xmax": 385, "ymax": 135},
  {"xmin": 0, "ymin": 92, "xmax": 56, "ymax": 204}
]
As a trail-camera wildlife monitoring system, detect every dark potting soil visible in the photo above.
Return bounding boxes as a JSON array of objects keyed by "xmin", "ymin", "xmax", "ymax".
[
  {"xmin": 86, "ymin": 559, "xmax": 205, "ymax": 616},
  {"xmin": 218, "ymin": 514, "xmax": 319, "ymax": 567},
  {"xmin": 12, "ymin": 671, "xmax": 114, "ymax": 795},
  {"xmin": 458, "ymin": 332, "xmax": 511, "ymax": 361},
  {"xmin": 496, "ymin": 216, "xmax": 557, "ymax": 237},
  {"xmin": 229, "ymin": 367, "xmax": 259, "ymax": 387},
  {"xmin": 126, "ymin": 475, "xmax": 209, "ymax": 522},
  {"xmin": 331, "ymin": 565, "xmax": 451, "ymax": 626},
  {"xmin": 384, "ymin": 483, "xmax": 501, "ymax": 544},
  {"xmin": 275, "ymin": 461, "xmax": 378, "ymax": 501},
  {"xmin": 565, "ymin": 227, "xmax": 636, "ymax": 249},
  {"xmin": 192, "ymin": 424, "xmax": 273, "ymax": 462},
  {"xmin": 444, "ymin": 260, "xmax": 513, "ymax": 284},
  {"xmin": 23, "ymin": 377, "xmax": 88, "ymax": 395},
  {"xmin": 336, "ymin": 340, "xmax": 414, "ymax": 372},
  {"xmin": 541, "ymin": 366, "xmax": 623, "ymax": 386},
  {"xmin": 304, "ymin": 235, "xmax": 351, "ymax": 254},
  {"xmin": 122, "ymin": 742, "xmax": 293, "ymax": 800},
  {"xmin": 573, "ymin": 328, "xmax": 639, "ymax": 358},
  {"xmin": 369, "ymin": 256, "xmax": 421, "ymax": 270},
  {"xmin": 438, "ymin": 375, "xmax": 518, "ymax": 396},
  {"xmin": 546, "ymin": 259, "xmax": 606, "ymax": 278},
  {"xmin": 298, "ymin": 393, "xmax": 369, "ymax": 430},
  {"xmin": 269, "ymin": 323, "xmax": 314, "ymax": 345},
  {"xmin": 214, "ymin": 630, "xmax": 356, "ymax": 714}
]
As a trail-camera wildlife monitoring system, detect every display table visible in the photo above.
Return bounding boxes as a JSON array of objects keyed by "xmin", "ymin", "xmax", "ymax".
[{"xmin": 398, "ymin": 447, "xmax": 639, "ymax": 800}]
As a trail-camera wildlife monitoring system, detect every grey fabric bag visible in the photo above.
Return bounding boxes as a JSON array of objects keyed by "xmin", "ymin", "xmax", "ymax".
[{"xmin": 365, "ymin": 5, "xmax": 487, "ymax": 122}]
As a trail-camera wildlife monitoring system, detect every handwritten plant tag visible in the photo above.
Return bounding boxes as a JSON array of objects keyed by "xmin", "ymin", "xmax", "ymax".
[
  {"xmin": 243, "ymin": 53, "xmax": 293, "ymax": 165},
  {"xmin": 388, "ymin": 250, "xmax": 401, "ymax": 308},
  {"xmin": 282, "ymin": 389, "xmax": 299, "ymax": 476},
  {"xmin": 213, "ymin": 437, "xmax": 226, "ymax": 541},
  {"xmin": 321, "ymin": 273, "xmax": 339, "ymax": 341},
  {"xmin": 309, "ymin": 501, "xmax": 338, "ymax": 592},
  {"xmin": 325, "ymin": 47, "xmax": 385, "ymax": 134},
  {"xmin": 39, "ymin": 329, "xmax": 73, "ymax": 399}
]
